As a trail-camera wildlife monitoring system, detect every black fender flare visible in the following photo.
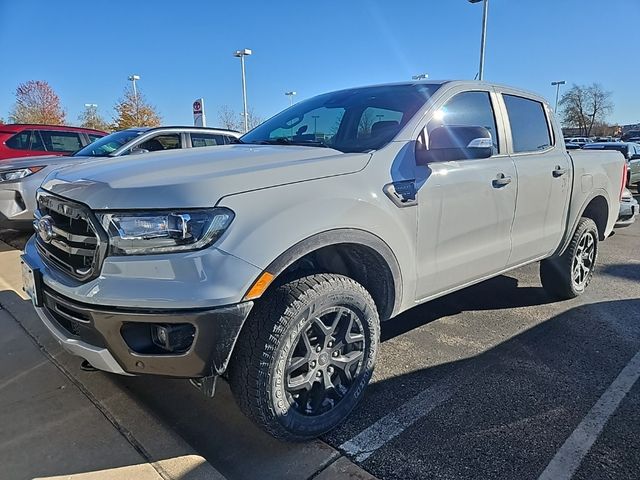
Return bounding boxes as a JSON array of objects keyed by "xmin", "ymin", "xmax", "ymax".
[{"xmin": 259, "ymin": 228, "xmax": 403, "ymax": 320}]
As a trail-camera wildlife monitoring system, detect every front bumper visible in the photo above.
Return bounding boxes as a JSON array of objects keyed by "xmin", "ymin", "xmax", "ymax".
[
  {"xmin": 615, "ymin": 196, "xmax": 639, "ymax": 228},
  {"xmin": 35, "ymin": 284, "xmax": 254, "ymax": 377}
]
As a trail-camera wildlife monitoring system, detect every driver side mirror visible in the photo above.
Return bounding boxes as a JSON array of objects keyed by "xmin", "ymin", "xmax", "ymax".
[{"xmin": 416, "ymin": 125, "xmax": 494, "ymax": 165}]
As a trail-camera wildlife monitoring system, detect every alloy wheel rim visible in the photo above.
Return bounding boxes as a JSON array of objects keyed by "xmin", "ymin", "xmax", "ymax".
[
  {"xmin": 572, "ymin": 231, "xmax": 596, "ymax": 288},
  {"xmin": 284, "ymin": 306, "xmax": 366, "ymax": 417}
]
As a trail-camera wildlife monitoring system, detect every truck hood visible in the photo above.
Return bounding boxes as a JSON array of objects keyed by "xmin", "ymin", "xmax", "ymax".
[{"xmin": 42, "ymin": 144, "xmax": 370, "ymax": 209}]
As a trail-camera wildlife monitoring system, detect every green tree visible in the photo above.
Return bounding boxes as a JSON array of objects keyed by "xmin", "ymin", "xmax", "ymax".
[
  {"xmin": 78, "ymin": 104, "xmax": 110, "ymax": 132},
  {"xmin": 112, "ymin": 86, "xmax": 161, "ymax": 129},
  {"xmin": 10, "ymin": 80, "xmax": 66, "ymax": 124}
]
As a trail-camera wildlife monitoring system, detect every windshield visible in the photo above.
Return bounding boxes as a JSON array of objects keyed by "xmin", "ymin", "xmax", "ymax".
[
  {"xmin": 241, "ymin": 84, "xmax": 441, "ymax": 153},
  {"xmin": 74, "ymin": 130, "xmax": 144, "ymax": 157}
]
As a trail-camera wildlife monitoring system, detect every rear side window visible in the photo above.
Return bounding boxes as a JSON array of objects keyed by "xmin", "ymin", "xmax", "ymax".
[
  {"xmin": 39, "ymin": 130, "xmax": 83, "ymax": 153},
  {"xmin": 6, "ymin": 130, "xmax": 45, "ymax": 151},
  {"xmin": 191, "ymin": 133, "xmax": 226, "ymax": 147},
  {"xmin": 428, "ymin": 91, "xmax": 500, "ymax": 153},
  {"xmin": 503, "ymin": 95, "xmax": 552, "ymax": 153}
]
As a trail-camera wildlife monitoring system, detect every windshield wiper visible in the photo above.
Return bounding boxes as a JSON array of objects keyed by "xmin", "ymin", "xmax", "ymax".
[{"xmin": 254, "ymin": 138, "xmax": 331, "ymax": 148}]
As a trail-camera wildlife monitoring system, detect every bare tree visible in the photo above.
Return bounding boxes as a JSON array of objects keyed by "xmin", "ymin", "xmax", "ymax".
[
  {"xmin": 559, "ymin": 83, "xmax": 613, "ymax": 137},
  {"xmin": 78, "ymin": 104, "xmax": 110, "ymax": 132},
  {"xmin": 246, "ymin": 108, "xmax": 263, "ymax": 130},
  {"xmin": 357, "ymin": 110, "xmax": 374, "ymax": 137},
  {"xmin": 217, "ymin": 105, "xmax": 242, "ymax": 131},
  {"xmin": 112, "ymin": 86, "xmax": 161, "ymax": 130},
  {"xmin": 10, "ymin": 80, "xmax": 66, "ymax": 124},
  {"xmin": 217, "ymin": 105, "xmax": 262, "ymax": 132}
]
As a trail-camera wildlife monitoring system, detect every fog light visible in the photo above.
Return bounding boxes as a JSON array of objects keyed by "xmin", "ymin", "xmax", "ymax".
[{"xmin": 151, "ymin": 324, "xmax": 195, "ymax": 353}]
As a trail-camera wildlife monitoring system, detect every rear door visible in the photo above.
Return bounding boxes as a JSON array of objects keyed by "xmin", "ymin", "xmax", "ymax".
[
  {"xmin": 415, "ymin": 88, "xmax": 517, "ymax": 299},
  {"xmin": 499, "ymin": 92, "xmax": 572, "ymax": 266}
]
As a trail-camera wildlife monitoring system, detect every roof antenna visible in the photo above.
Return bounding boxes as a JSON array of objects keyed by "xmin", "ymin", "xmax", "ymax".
[{"xmin": 474, "ymin": 72, "xmax": 479, "ymax": 80}]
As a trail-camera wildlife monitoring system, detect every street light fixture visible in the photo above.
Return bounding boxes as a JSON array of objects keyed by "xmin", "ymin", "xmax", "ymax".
[
  {"xmin": 127, "ymin": 75, "xmax": 140, "ymax": 101},
  {"xmin": 233, "ymin": 49, "xmax": 252, "ymax": 133},
  {"xmin": 468, "ymin": 0, "xmax": 489, "ymax": 81},
  {"xmin": 128, "ymin": 75, "xmax": 141, "ymax": 125},
  {"xmin": 551, "ymin": 80, "xmax": 566, "ymax": 112},
  {"xmin": 285, "ymin": 91, "xmax": 297, "ymax": 106},
  {"xmin": 412, "ymin": 73, "xmax": 428, "ymax": 80}
]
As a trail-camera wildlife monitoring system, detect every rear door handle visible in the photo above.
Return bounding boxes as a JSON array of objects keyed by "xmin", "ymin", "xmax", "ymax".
[
  {"xmin": 552, "ymin": 166, "xmax": 568, "ymax": 177},
  {"xmin": 492, "ymin": 173, "xmax": 512, "ymax": 188}
]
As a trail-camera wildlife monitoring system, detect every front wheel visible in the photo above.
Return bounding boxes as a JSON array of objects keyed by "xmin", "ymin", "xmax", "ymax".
[
  {"xmin": 228, "ymin": 273, "xmax": 379, "ymax": 441},
  {"xmin": 540, "ymin": 217, "xmax": 599, "ymax": 300}
]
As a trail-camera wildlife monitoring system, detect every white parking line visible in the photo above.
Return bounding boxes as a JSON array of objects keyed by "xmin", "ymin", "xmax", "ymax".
[
  {"xmin": 339, "ymin": 380, "xmax": 452, "ymax": 462},
  {"xmin": 538, "ymin": 348, "xmax": 640, "ymax": 480}
]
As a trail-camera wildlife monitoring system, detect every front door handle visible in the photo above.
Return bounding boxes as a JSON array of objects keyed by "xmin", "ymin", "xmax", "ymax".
[
  {"xmin": 552, "ymin": 166, "xmax": 568, "ymax": 177},
  {"xmin": 492, "ymin": 173, "xmax": 512, "ymax": 188}
]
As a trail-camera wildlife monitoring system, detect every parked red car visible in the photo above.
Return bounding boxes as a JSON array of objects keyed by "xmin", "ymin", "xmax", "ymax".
[{"xmin": 0, "ymin": 124, "xmax": 107, "ymax": 160}]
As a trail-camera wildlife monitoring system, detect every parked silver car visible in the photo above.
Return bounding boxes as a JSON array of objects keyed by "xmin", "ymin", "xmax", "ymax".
[{"xmin": 0, "ymin": 126, "xmax": 240, "ymax": 230}]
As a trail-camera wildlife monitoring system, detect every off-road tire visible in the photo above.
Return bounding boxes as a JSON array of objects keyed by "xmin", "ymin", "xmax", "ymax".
[
  {"xmin": 540, "ymin": 217, "xmax": 599, "ymax": 300},
  {"xmin": 228, "ymin": 273, "xmax": 379, "ymax": 441}
]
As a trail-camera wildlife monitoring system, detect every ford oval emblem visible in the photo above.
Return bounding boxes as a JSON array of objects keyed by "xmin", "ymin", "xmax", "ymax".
[{"xmin": 37, "ymin": 216, "xmax": 55, "ymax": 243}]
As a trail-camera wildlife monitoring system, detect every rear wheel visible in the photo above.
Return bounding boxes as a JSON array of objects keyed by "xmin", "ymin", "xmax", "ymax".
[
  {"xmin": 540, "ymin": 217, "xmax": 598, "ymax": 300},
  {"xmin": 228, "ymin": 273, "xmax": 379, "ymax": 440}
]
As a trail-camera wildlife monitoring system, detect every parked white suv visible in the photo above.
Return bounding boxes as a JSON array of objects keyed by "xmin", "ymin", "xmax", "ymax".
[{"xmin": 21, "ymin": 81, "xmax": 625, "ymax": 440}]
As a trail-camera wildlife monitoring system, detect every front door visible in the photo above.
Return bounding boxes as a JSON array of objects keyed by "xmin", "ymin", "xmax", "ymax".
[{"xmin": 415, "ymin": 90, "xmax": 517, "ymax": 300}]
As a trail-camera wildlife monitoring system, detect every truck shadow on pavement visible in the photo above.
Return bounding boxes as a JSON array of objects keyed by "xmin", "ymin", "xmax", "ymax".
[
  {"xmin": 599, "ymin": 262, "xmax": 640, "ymax": 282},
  {"xmin": 382, "ymin": 274, "xmax": 554, "ymax": 341}
]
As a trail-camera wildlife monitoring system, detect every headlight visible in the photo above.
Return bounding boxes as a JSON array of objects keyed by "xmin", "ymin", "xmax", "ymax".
[
  {"xmin": 97, "ymin": 208, "xmax": 234, "ymax": 255},
  {"xmin": 0, "ymin": 166, "xmax": 44, "ymax": 182}
]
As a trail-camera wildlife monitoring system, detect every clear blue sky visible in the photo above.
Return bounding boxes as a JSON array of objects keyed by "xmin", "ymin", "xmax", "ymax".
[{"xmin": 1, "ymin": 0, "xmax": 638, "ymax": 126}]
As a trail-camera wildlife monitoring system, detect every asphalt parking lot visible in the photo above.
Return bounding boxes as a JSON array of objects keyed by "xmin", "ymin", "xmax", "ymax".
[{"xmin": 1, "ymin": 198, "xmax": 639, "ymax": 480}]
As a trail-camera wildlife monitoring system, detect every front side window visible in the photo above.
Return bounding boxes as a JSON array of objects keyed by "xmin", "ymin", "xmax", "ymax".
[
  {"xmin": 191, "ymin": 133, "xmax": 226, "ymax": 147},
  {"xmin": 6, "ymin": 130, "xmax": 32, "ymax": 150},
  {"xmin": 6, "ymin": 130, "xmax": 44, "ymax": 151},
  {"xmin": 74, "ymin": 130, "xmax": 143, "ymax": 157},
  {"xmin": 241, "ymin": 84, "xmax": 441, "ymax": 153},
  {"xmin": 39, "ymin": 130, "xmax": 83, "ymax": 153},
  {"xmin": 503, "ymin": 94, "xmax": 552, "ymax": 153},
  {"xmin": 427, "ymin": 91, "xmax": 499, "ymax": 153},
  {"xmin": 138, "ymin": 134, "xmax": 181, "ymax": 152}
]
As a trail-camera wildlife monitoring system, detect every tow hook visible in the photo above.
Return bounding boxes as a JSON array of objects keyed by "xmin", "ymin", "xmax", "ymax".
[
  {"xmin": 189, "ymin": 375, "xmax": 217, "ymax": 398},
  {"xmin": 80, "ymin": 360, "xmax": 98, "ymax": 372}
]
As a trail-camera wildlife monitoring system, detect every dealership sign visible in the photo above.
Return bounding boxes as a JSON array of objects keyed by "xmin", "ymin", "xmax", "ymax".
[{"xmin": 193, "ymin": 98, "xmax": 206, "ymax": 127}]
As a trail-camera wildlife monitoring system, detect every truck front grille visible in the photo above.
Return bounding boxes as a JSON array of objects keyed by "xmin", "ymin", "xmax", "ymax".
[{"xmin": 34, "ymin": 191, "xmax": 107, "ymax": 281}]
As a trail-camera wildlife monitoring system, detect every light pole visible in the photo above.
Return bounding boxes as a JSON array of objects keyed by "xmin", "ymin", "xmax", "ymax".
[
  {"xmin": 128, "ymin": 75, "xmax": 140, "ymax": 102},
  {"xmin": 234, "ymin": 49, "xmax": 252, "ymax": 133},
  {"xmin": 285, "ymin": 91, "xmax": 297, "ymax": 106},
  {"xmin": 412, "ymin": 73, "xmax": 428, "ymax": 80},
  {"xmin": 468, "ymin": 0, "xmax": 488, "ymax": 81},
  {"xmin": 128, "ymin": 75, "xmax": 140, "ymax": 125},
  {"xmin": 312, "ymin": 115, "xmax": 319, "ymax": 135},
  {"xmin": 551, "ymin": 80, "xmax": 566, "ymax": 112}
]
